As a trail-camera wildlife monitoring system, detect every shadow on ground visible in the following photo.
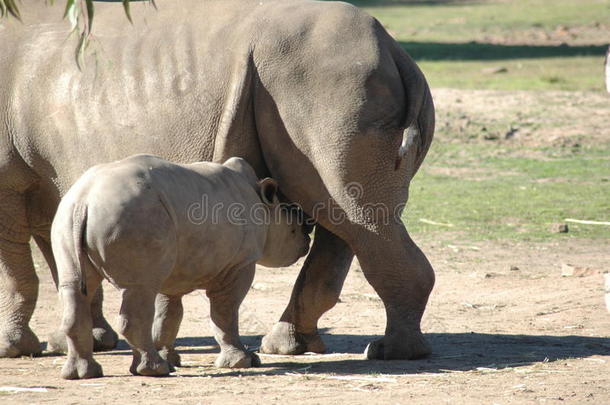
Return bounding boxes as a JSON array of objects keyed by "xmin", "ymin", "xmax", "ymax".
[
  {"xmin": 400, "ymin": 41, "xmax": 607, "ymax": 61},
  {"xmin": 86, "ymin": 332, "xmax": 609, "ymax": 377},
  {"xmin": 40, "ymin": 331, "xmax": 609, "ymax": 376}
]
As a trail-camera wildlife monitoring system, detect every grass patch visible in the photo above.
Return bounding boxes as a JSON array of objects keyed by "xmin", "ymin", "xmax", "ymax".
[
  {"xmin": 418, "ymin": 56, "xmax": 604, "ymax": 91},
  {"xmin": 403, "ymin": 143, "xmax": 610, "ymax": 241},
  {"xmin": 351, "ymin": 0, "xmax": 609, "ymax": 41}
]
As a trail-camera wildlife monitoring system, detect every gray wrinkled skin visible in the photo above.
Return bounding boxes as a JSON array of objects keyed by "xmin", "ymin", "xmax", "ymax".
[
  {"xmin": 0, "ymin": 0, "xmax": 435, "ymax": 360},
  {"xmin": 52, "ymin": 155, "xmax": 309, "ymax": 379}
]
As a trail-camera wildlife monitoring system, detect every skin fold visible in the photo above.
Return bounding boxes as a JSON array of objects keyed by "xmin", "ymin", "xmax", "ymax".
[{"xmin": 0, "ymin": 0, "xmax": 434, "ymax": 360}]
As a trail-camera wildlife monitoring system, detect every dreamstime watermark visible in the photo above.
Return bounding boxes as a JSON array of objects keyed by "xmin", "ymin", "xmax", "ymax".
[{"xmin": 186, "ymin": 182, "xmax": 406, "ymax": 228}]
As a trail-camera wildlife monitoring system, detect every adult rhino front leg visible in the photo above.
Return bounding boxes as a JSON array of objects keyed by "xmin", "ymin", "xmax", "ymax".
[
  {"xmin": 261, "ymin": 226, "xmax": 353, "ymax": 355},
  {"xmin": 0, "ymin": 190, "xmax": 41, "ymax": 357}
]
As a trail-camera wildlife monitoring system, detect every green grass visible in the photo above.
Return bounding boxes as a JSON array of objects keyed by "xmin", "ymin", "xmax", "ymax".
[
  {"xmin": 403, "ymin": 144, "xmax": 610, "ymax": 242},
  {"xmin": 418, "ymin": 57, "xmax": 603, "ymax": 91},
  {"xmin": 351, "ymin": 0, "xmax": 609, "ymax": 41},
  {"xmin": 337, "ymin": 0, "xmax": 610, "ymax": 91}
]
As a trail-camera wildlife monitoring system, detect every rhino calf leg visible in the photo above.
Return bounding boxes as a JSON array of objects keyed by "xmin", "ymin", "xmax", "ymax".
[
  {"xmin": 34, "ymin": 234, "xmax": 117, "ymax": 354},
  {"xmin": 48, "ymin": 283, "xmax": 119, "ymax": 354},
  {"xmin": 152, "ymin": 293, "xmax": 183, "ymax": 367},
  {"xmin": 0, "ymin": 190, "xmax": 41, "ymax": 358},
  {"xmin": 208, "ymin": 264, "xmax": 259, "ymax": 369},
  {"xmin": 261, "ymin": 226, "xmax": 352, "ymax": 355},
  {"xmin": 119, "ymin": 288, "xmax": 171, "ymax": 377},
  {"xmin": 60, "ymin": 284, "xmax": 103, "ymax": 380}
]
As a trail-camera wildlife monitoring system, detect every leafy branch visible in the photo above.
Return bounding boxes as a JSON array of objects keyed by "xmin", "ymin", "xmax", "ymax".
[{"xmin": 1, "ymin": 0, "xmax": 156, "ymax": 68}]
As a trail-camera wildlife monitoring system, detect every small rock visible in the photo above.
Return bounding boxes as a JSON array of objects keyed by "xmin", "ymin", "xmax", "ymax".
[
  {"xmin": 561, "ymin": 263, "xmax": 599, "ymax": 278},
  {"xmin": 251, "ymin": 282, "xmax": 270, "ymax": 291},
  {"xmin": 550, "ymin": 223, "xmax": 569, "ymax": 233},
  {"xmin": 505, "ymin": 127, "xmax": 519, "ymax": 139},
  {"xmin": 510, "ymin": 266, "xmax": 520, "ymax": 271},
  {"xmin": 561, "ymin": 264, "xmax": 576, "ymax": 277},
  {"xmin": 481, "ymin": 66, "xmax": 508, "ymax": 74}
]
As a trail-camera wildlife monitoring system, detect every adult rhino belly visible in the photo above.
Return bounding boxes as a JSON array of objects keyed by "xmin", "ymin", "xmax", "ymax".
[{"xmin": 7, "ymin": 0, "xmax": 255, "ymax": 197}]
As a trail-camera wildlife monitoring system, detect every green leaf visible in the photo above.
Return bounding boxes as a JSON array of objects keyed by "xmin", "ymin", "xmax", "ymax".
[
  {"xmin": 75, "ymin": 30, "xmax": 87, "ymax": 70},
  {"xmin": 0, "ymin": 1, "xmax": 7, "ymax": 18},
  {"xmin": 62, "ymin": 0, "xmax": 75, "ymax": 19},
  {"xmin": 4, "ymin": 0, "xmax": 21, "ymax": 20},
  {"xmin": 122, "ymin": 0, "xmax": 132, "ymax": 24}
]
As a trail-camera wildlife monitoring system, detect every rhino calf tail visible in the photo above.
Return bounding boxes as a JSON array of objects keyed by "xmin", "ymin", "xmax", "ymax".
[{"xmin": 71, "ymin": 204, "xmax": 89, "ymax": 296}]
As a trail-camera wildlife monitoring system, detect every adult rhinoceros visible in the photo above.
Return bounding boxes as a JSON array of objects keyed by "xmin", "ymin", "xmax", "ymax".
[{"xmin": 0, "ymin": 0, "xmax": 435, "ymax": 360}]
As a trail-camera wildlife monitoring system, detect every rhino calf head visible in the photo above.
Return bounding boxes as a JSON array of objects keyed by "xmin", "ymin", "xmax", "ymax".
[{"xmin": 255, "ymin": 177, "xmax": 310, "ymax": 267}]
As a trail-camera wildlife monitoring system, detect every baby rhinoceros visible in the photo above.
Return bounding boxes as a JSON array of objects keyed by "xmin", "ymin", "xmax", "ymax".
[{"xmin": 52, "ymin": 155, "xmax": 310, "ymax": 379}]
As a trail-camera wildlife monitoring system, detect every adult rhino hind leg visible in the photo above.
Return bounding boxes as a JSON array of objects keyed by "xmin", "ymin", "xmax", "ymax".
[
  {"xmin": 356, "ymin": 226, "xmax": 434, "ymax": 360},
  {"xmin": 260, "ymin": 226, "xmax": 353, "ymax": 355},
  {"xmin": 0, "ymin": 190, "xmax": 42, "ymax": 357}
]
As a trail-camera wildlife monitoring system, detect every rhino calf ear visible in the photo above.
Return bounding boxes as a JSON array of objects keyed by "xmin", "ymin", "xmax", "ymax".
[{"xmin": 259, "ymin": 178, "xmax": 279, "ymax": 206}]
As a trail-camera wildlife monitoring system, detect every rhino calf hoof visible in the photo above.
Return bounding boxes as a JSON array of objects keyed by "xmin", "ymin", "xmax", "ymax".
[
  {"xmin": 0, "ymin": 327, "xmax": 42, "ymax": 358},
  {"xmin": 364, "ymin": 332, "xmax": 431, "ymax": 360},
  {"xmin": 215, "ymin": 350, "xmax": 260, "ymax": 368},
  {"xmin": 260, "ymin": 322, "xmax": 325, "ymax": 355},
  {"xmin": 61, "ymin": 357, "xmax": 103, "ymax": 380}
]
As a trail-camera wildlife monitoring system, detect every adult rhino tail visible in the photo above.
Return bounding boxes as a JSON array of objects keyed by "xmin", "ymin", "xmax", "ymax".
[
  {"xmin": 389, "ymin": 38, "xmax": 434, "ymax": 172},
  {"xmin": 72, "ymin": 204, "xmax": 89, "ymax": 296}
]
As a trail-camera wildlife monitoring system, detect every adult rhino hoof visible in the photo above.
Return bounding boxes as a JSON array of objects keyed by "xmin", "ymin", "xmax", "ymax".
[
  {"xmin": 92, "ymin": 327, "xmax": 118, "ymax": 352},
  {"xmin": 0, "ymin": 326, "xmax": 42, "ymax": 358},
  {"xmin": 130, "ymin": 357, "xmax": 172, "ymax": 377},
  {"xmin": 215, "ymin": 350, "xmax": 260, "ymax": 369},
  {"xmin": 61, "ymin": 357, "xmax": 103, "ymax": 380},
  {"xmin": 364, "ymin": 332, "xmax": 431, "ymax": 360},
  {"xmin": 260, "ymin": 321, "xmax": 325, "ymax": 355}
]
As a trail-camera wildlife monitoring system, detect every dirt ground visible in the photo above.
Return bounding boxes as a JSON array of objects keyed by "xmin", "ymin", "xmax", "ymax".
[{"xmin": 0, "ymin": 233, "xmax": 607, "ymax": 404}]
